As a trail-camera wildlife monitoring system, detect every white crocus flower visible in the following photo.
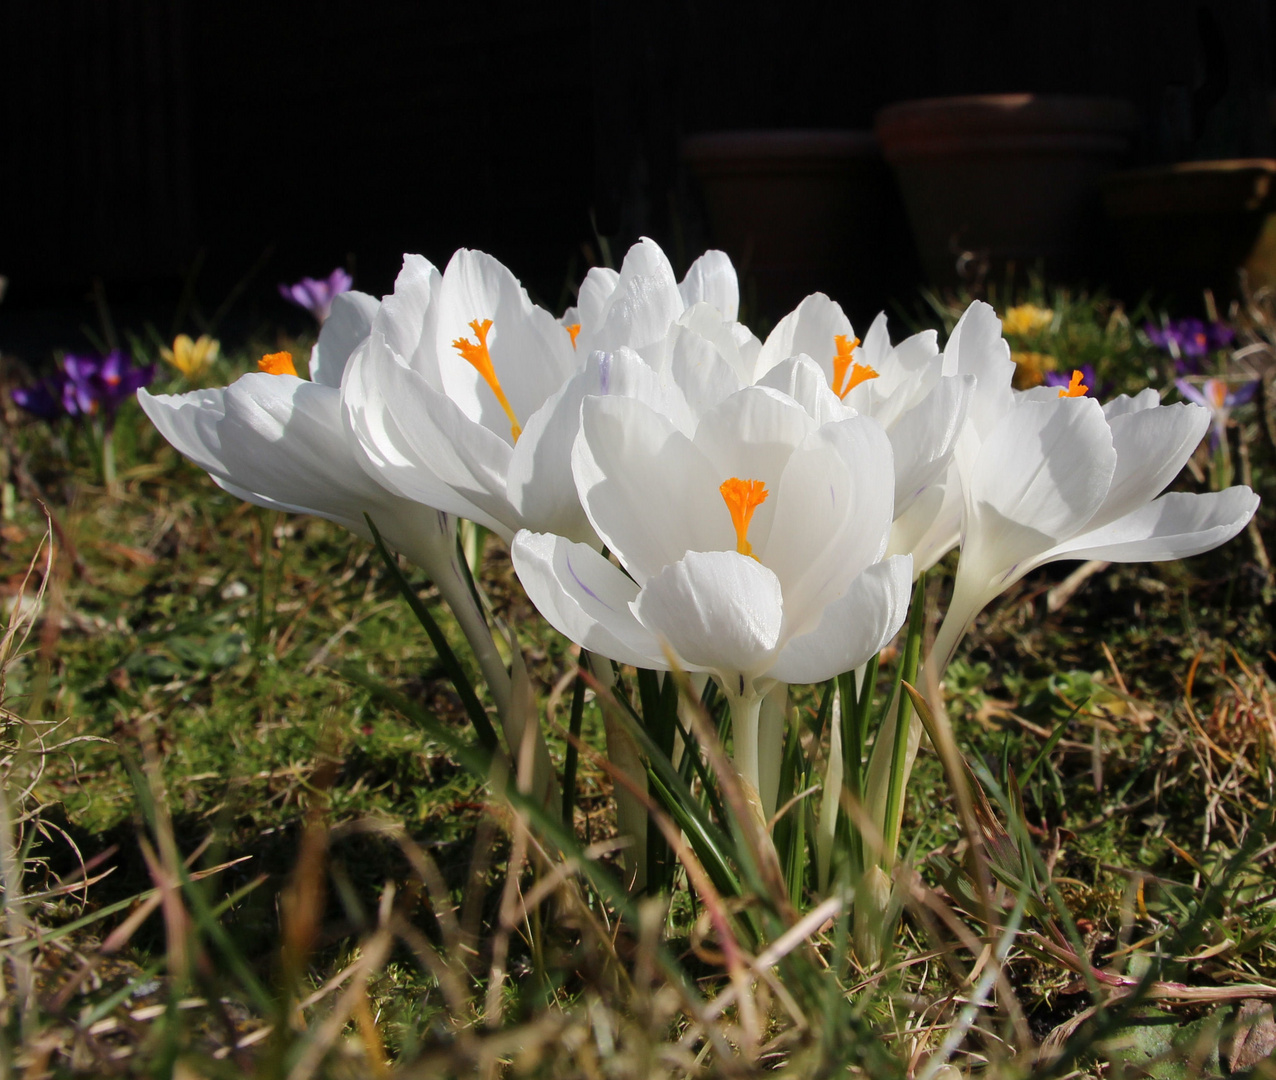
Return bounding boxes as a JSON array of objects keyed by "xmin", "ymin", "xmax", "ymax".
[
  {"xmin": 865, "ymin": 302, "xmax": 1259, "ymax": 855},
  {"xmin": 342, "ymin": 250, "xmax": 587, "ymax": 542},
  {"xmin": 139, "ymin": 292, "xmax": 464, "ymax": 593},
  {"xmin": 573, "ymin": 240, "xmax": 743, "ymax": 362},
  {"xmin": 886, "ymin": 300, "xmax": 1019, "ymax": 574},
  {"xmin": 756, "ymin": 294, "xmax": 972, "ymax": 536},
  {"xmin": 345, "ymin": 242, "xmax": 734, "ymax": 546},
  {"xmin": 138, "ymin": 293, "xmax": 536, "ymax": 774},
  {"xmin": 923, "ymin": 301, "xmax": 1259, "ymax": 673},
  {"xmin": 511, "ymin": 380, "xmax": 913, "ymax": 817},
  {"xmin": 934, "ymin": 381, "xmax": 1259, "ymax": 672}
]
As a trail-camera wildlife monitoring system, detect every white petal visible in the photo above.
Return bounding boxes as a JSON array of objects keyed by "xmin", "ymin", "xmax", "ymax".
[
  {"xmin": 678, "ymin": 249, "xmax": 739, "ymax": 321},
  {"xmin": 731, "ymin": 322, "xmax": 764, "ymax": 382},
  {"xmin": 1103, "ymin": 387, "xmax": 1162, "ymax": 420},
  {"xmin": 138, "ymin": 386, "xmax": 228, "ymax": 476},
  {"xmin": 1086, "ymin": 402, "xmax": 1210, "ymax": 530},
  {"xmin": 507, "ymin": 348, "xmax": 690, "ymax": 540},
  {"xmin": 346, "ymin": 342, "xmax": 518, "ymax": 535},
  {"xmin": 754, "ymin": 355, "xmax": 854, "ymax": 427},
  {"xmin": 770, "ymin": 555, "xmax": 913, "ymax": 684},
  {"xmin": 511, "ymin": 531, "xmax": 665, "ymax": 669},
  {"xmin": 145, "ymin": 378, "xmax": 395, "ymax": 538},
  {"xmin": 310, "ymin": 291, "xmax": 379, "ymax": 388},
  {"xmin": 370, "ymin": 254, "xmax": 443, "ymax": 380},
  {"xmin": 573, "ymin": 395, "xmax": 726, "ymax": 583},
  {"xmin": 434, "ymin": 249, "xmax": 579, "ymax": 434},
  {"xmin": 756, "ymin": 292, "xmax": 851, "ymax": 384},
  {"xmin": 891, "ymin": 327, "xmax": 942, "ymax": 375},
  {"xmin": 1042, "ymin": 487, "xmax": 1259, "ymax": 564},
  {"xmin": 942, "ymin": 300, "xmax": 1015, "ymax": 442},
  {"xmin": 666, "ymin": 321, "xmax": 745, "ymax": 418},
  {"xmin": 887, "ymin": 473, "xmax": 963, "ymax": 574},
  {"xmin": 888, "ymin": 374, "xmax": 972, "ymax": 516},
  {"xmin": 691, "ymin": 386, "xmax": 818, "ymax": 551},
  {"xmin": 856, "ymin": 311, "xmax": 892, "ymax": 370},
  {"xmin": 633, "ymin": 550, "xmax": 783, "ymax": 680},
  {"xmin": 585, "ymin": 238, "xmax": 684, "ymax": 362},
  {"xmin": 572, "ymin": 267, "xmax": 621, "ymax": 354},
  {"xmin": 763, "ymin": 414, "xmax": 895, "ymax": 635},
  {"xmin": 966, "ymin": 397, "xmax": 1116, "ymax": 575},
  {"xmin": 342, "ymin": 338, "xmax": 508, "ymax": 534},
  {"xmin": 843, "ymin": 322, "xmax": 943, "ymax": 429},
  {"xmin": 675, "ymin": 302, "xmax": 756, "ymax": 386}
]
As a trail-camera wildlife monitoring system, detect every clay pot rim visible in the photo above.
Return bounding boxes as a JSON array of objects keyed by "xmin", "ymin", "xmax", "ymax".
[
  {"xmin": 682, "ymin": 129, "xmax": 879, "ymax": 163},
  {"xmin": 1105, "ymin": 157, "xmax": 1276, "ymax": 180},
  {"xmin": 1103, "ymin": 159, "xmax": 1276, "ymax": 216},
  {"xmin": 875, "ymin": 94, "xmax": 1140, "ymax": 145}
]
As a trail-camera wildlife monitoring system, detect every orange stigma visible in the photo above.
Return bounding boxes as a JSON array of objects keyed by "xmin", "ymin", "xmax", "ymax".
[
  {"xmin": 719, "ymin": 477, "xmax": 769, "ymax": 559},
  {"xmin": 1058, "ymin": 370, "xmax": 1089, "ymax": 398},
  {"xmin": 831, "ymin": 334, "xmax": 877, "ymax": 399},
  {"xmin": 259, "ymin": 351, "xmax": 297, "ymax": 376},
  {"xmin": 566, "ymin": 323, "xmax": 581, "ymax": 347},
  {"xmin": 453, "ymin": 318, "xmax": 522, "ymax": 442}
]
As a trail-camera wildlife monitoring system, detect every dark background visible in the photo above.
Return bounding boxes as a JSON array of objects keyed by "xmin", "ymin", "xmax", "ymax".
[{"xmin": 1, "ymin": 0, "xmax": 1272, "ymax": 355}]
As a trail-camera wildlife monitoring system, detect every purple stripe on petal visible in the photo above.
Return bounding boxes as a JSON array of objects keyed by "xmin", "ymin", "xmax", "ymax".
[{"xmin": 566, "ymin": 549, "xmax": 612, "ymax": 610}]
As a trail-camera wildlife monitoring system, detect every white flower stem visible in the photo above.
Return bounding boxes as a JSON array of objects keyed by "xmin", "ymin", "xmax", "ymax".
[
  {"xmin": 817, "ymin": 687, "xmax": 844, "ymax": 893},
  {"xmin": 757, "ymin": 683, "xmax": 789, "ymax": 820},
  {"xmin": 431, "ymin": 554, "xmax": 513, "ymax": 722},
  {"xmin": 725, "ymin": 684, "xmax": 765, "ymax": 822},
  {"xmin": 865, "ymin": 570, "xmax": 984, "ymax": 869},
  {"xmin": 879, "ymin": 574, "xmax": 927, "ymax": 869}
]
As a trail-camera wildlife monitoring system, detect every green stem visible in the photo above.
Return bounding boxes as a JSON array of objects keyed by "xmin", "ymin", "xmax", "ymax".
[
  {"xmin": 881, "ymin": 572, "xmax": 927, "ymax": 869},
  {"xmin": 102, "ymin": 424, "xmax": 118, "ymax": 497},
  {"xmin": 838, "ymin": 654, "xmax": 878, "ymax": 879},
  {"xmin": 560, "ymin": 652, "xmax": 589, "ymax": 824},
  {"xmin": 429, "ymin": 553, "xmax": 513, "ymax": 722},
  {"xmin": 254, "ymin": 509, "xmax": 275, "ymax": 649}
]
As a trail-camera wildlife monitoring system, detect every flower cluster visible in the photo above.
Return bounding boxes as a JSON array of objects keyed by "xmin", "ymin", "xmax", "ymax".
[
  {"xmin": 1145, "ymin": 317, "xmax": 1234, "ymax": 373},
  {"xmin": 140, "ymin": 239, "xmax": 1259, "ymax": 868},
  {"xmin": 13, "ymin": 350, "xmax": 154, "ymax": 427}
]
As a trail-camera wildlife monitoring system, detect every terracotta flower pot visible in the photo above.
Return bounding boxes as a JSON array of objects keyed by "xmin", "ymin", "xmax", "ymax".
[
  {"xmin": 1102, "ymin": 159, "xmax": 1276, "ymax": 302},
  {"xmin": 875, "ymin": 95, "xmax": 1139, "ymax": 286},
  {"xmin": 681, "ymin": 130, "xmax": 914, "ymax": 324}
]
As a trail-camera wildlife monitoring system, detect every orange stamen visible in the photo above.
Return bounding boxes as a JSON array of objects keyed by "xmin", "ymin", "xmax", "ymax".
[
  {"xmin": 831, "ymin": 335, "xmax": 859, "ymax": 395},
  {"xmin": 719, "ymin": 478, "xmax": 769, "ymax": 559},
  {"xmin": 1057, "ymin": 370, "xmax": 1089, "ymax": 398},
  {"xmin": 566, "ymin": 323, "xmax": 582, "ymax": 348},
  {"xmin": 840, "ymin": 362, "xmax": 879, "ymax": 399},
  {"xmin": 453, "ymin": 318, "xmax": 522, "ymax": 442},
  {"xmin": 1207, "ymin": 380, "xmax": 1228, "ymax": 409},
  {"xmin": 259, "ymin": 351, "xmax": 297, "ymax": 376},
  {"xmin": 831, "ymin": 334, "xmax": 878, "ymax": 399}
]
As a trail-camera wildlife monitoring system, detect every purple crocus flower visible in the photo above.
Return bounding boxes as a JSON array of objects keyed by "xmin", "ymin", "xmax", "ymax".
[
  {"xmin": 60, "ymin": 350, "xmax": 155, "ymax": 426},
  {"xmin": 1145, "ymin": 318, "xmax": 1234, "ymax": 374},
  {"xmin": 1177, "ymin": 376, "xmax": 1259, "ymax": 449},
  {"xmin": 278, "ymin": 268, "xmax": 353, "ymax": 323},
  {"xmin": 11, "ymin": 375, "xmax": 68, "ymax": 420}
]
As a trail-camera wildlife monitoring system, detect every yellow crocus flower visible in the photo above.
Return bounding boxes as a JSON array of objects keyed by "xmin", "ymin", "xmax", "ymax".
[
  {"xmin": 160, "ymin": 334, "xmax": 220, "ymax": 377},
  {"xmin": 1002, "ymin": 303, "xmax": 1054, "ymax": 337}
]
